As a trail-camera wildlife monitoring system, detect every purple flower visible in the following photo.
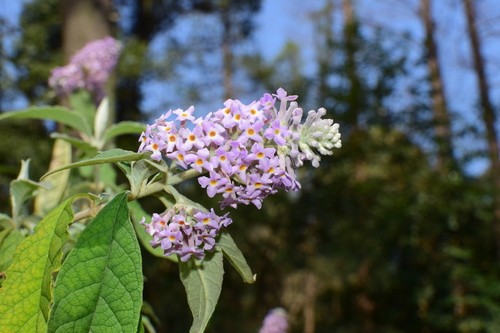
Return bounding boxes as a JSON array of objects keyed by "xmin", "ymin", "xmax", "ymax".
[
  {"xmin": 173, "ymin": 106, "xmax": 196, "ymax": 122},
  {"xmin": 198, "ymin": 172, "xmax": 229, "ymax": 198},
  {"xmin": 179, "ymin": 125, "xmax": 205, "ymax": 151},
  {"xmin": 143, "ymin": 137, "xmax": 167, "ymax": 161},
  {"xmin": 273, "ymin": 87, "xmax": 297, "ymax": 101},
  {"xmin": 245, "ymin": 143, "xmax": 276, "ymax": 164},
  {"xmin": 264, "ymin": 120, "xmax": 291, "ymax": 146},
  {"xmin": 259, "ymin": 308, "xmax": 289, "ymax": 333},
  {"xmin": 260, "ymin": 93, "xmax": 276, "ymax": 109},
  {"xmin": 202, "ymin": 121, "xmax": 226, "ymax": 146},
  {"xmin": 138, "ymin": 87, "xmax": 341, "ymax": 214},
  {"xmin": 48, "ymin": 64, "xmax": 85, "ymax": 96},
  {"xmin": 193, "ymin": 210, "xmax": 222, "ymax": 230},
  {"xmin": 141, "ymin": 205, "xmax": 231, "ymax": 262},
  {"xmin": 166, "ymin": 146, "xmax": 190, "ymax": 169},
  {"xmin": 237, "ymin": 120, "xmax": 264, "ymax": 144},
  {"xmin": 185, "ymin": 148, "xmax": 213, "ymax": 173},
  {"xmin": 49, "ymin": 36, "xmax": 121, "ymax": 103},
  {"xmin": 210, "ymin": 147, "xmax": 235, "ymax": 174}
]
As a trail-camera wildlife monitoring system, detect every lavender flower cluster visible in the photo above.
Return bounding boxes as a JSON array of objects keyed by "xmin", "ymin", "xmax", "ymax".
[
  {"xmin": 259, "ymin": 308, "xmax": 289, "ymax": 333},
  {"xmin": 141, "ymin": 206, "xmax": 232, "ymax": 262},
  {"xmin": 139, "ymin": 88, "xmax": 342, "ymax": 209},
  {"xmin": 139, "ymin": 88, "xmax": 341, "ymax": 261},
  {"xmin": 48, "ymin": 36, "xmax": 121, "ymax": 102}
]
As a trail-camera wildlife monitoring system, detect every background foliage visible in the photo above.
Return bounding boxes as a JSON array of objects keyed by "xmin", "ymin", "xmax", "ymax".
[{"xmin": 1, "ymin": 0, "xmax": 500, "ymax": 332}]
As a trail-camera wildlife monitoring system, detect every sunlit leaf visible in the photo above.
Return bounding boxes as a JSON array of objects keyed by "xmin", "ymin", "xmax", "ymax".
[
  {"xmin": 48, "ymin": 192, "xmax": 143, "ymax": 333},
  {"xmin": 34, "ymin": 139, "xmax": 73, "ymax": 217},
  {"xmin": 0, "ymin": 229, "xmax": 24, "ymax": 272},
  {"xmin": 0, "ymin": 195, "xmax": 85, "ymax": 333},
  {"xmin": 41, "ymin": 149, "xmax": 148, "ymax": 180},
  {"xmin": 94, "ymin": 97, "xmax": 110, "ymax": 144},
  {"xmin": 0, "ymin": 106, "xmax": 93, "ymax": 138}
]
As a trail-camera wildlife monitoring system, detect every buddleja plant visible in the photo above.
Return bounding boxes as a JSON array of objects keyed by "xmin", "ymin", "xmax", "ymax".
[{"xmin": 0, "ymin": 37, "xmax": 341, "ymax": 333}]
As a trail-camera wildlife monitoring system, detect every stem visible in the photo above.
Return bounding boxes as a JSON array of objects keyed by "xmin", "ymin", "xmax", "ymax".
[
  {"xmin": 72, "ymin": 181, "xmax": 166, "ymax": 222},
  {"xmin": 167, "ymin": 168, "xmax": 204, "ymax": 186}
]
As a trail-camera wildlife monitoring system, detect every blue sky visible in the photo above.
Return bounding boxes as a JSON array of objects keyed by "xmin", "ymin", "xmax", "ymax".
[{"xmin": 1, "ymin": 0, "xmax": 500, "ymax": 175}]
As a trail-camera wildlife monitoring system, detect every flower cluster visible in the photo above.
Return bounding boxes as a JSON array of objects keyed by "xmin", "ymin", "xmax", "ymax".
[
  {"xmin": 138, "ymin": 88, "xmax": 340, "ymax": 260},
  {"xmin": 141, "ymin": 205, "xmax": 232, "ymax": 262},
  {"xmin": 48, "ymin": 36, "xmax": 121, "ymax": 102},
  {"xmin": 259, "ymin": 308, "xmax": 289, "ymax": 333},
  {"xmin": 138, "ymin": 88, "xmax": 342, "ymax": 210}
]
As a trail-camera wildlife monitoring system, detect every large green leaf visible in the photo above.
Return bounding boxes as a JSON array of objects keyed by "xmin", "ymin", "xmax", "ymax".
[
  {"xmin": 179, "ymin": 250, "xmax": 224, "ymax": 333},
  {"xmin": 41, "ymin": 149, "xmax": 148, "ymax": 180},
  {"xmin": 0, "ymin": 229, "xmax": 24, "ymax": 272},
  {"xmin": 104, "ymin": 121, "xmax": 146, "ymax": 141},
  {"xmin": 0, "ymin": 195, "xmax": 83, "ymax": 333},
  {"xmin": 0, "ymin": 106, "xmax": 93, "ymax": 138},
  {"xmin": 218, "ymin": 230, "xmax": 255, "ymax": 284},
  {"xmin": 48, "ymin": 192, "xmax": 143, "ymax": 333}
]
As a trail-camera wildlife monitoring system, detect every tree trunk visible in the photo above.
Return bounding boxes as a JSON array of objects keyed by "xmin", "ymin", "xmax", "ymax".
[
  {"xmin": 221, "ymin": 0, "xmax": 234, "ymax": 100},
  {"xmin": 62, "ymin": 0, "xmax": 114, "ymax": 60},
  {"xmin": 61, "ymin": 0, "xmax": 115, "ymax": 120},
  {"xmin": 463, "ymin": 0, "xmax": 500, "ymax": 259},
  {"xmin": 342, "ymin": 0, "xmax": 361, "ymax": 129},
  {"xmin": 420, "ymin": 0, "xmax": 455, "ymax": 173},
  {"xmin": 314, "ymin": 0, "xmax": 335, "ymax": 107}
]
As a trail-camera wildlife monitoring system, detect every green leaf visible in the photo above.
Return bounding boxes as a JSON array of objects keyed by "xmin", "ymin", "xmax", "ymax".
[
  {"xmin": 34, "ymin": 139, "xmax": 73, "ymax": 217},
  {"xmin": 0, "ymin": 106, "xmax": 93, "ymax": 138},
  {"xmin": 94, "ymin": 98, "xmax": 110, "ymax": 145},
  {"xmin": 49, "ymin": 132, "xmax": 98, "ymax": 156},
  {"xmin": 69, "ymin": 90, "xmax": 96, "ymax": 131},
  {"xmin": 0, "ymin": 213, "xmax": 14, "ymax": 229},
  {"xmin": 41, "ymin": 149, "xmax": 148, "ymax": 180},
  {"xmin": 0, "ymin": 229, "xmax": 24, "ymax": 272},
  {"xmin": 10, "ymin": 160, "xmax": 49, "ymax": 224},
  {"xmin": 0, "ymin": 195, "xmax": 83, "ymax": 333},
  {"xmin": 218, "ymin": 230, "xmax": 255, "ymax": 284},
  {"xmin": 117, "ymin": 160, "xmax": 160, "ymax": 198},
  {"xmin": 48, "ymin": 192, "xmax": 143, "ymax": 333},
  {"xmin": 128, "ymin": 200, "xmax": 178, "ymax": 263},
  {"xmin": 104, "ymin": 121, "xmax": 146, "ymax": 141},
  {"xmin": 179, "ymin": 250, "xmax": 224, "ymax": 333}
]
